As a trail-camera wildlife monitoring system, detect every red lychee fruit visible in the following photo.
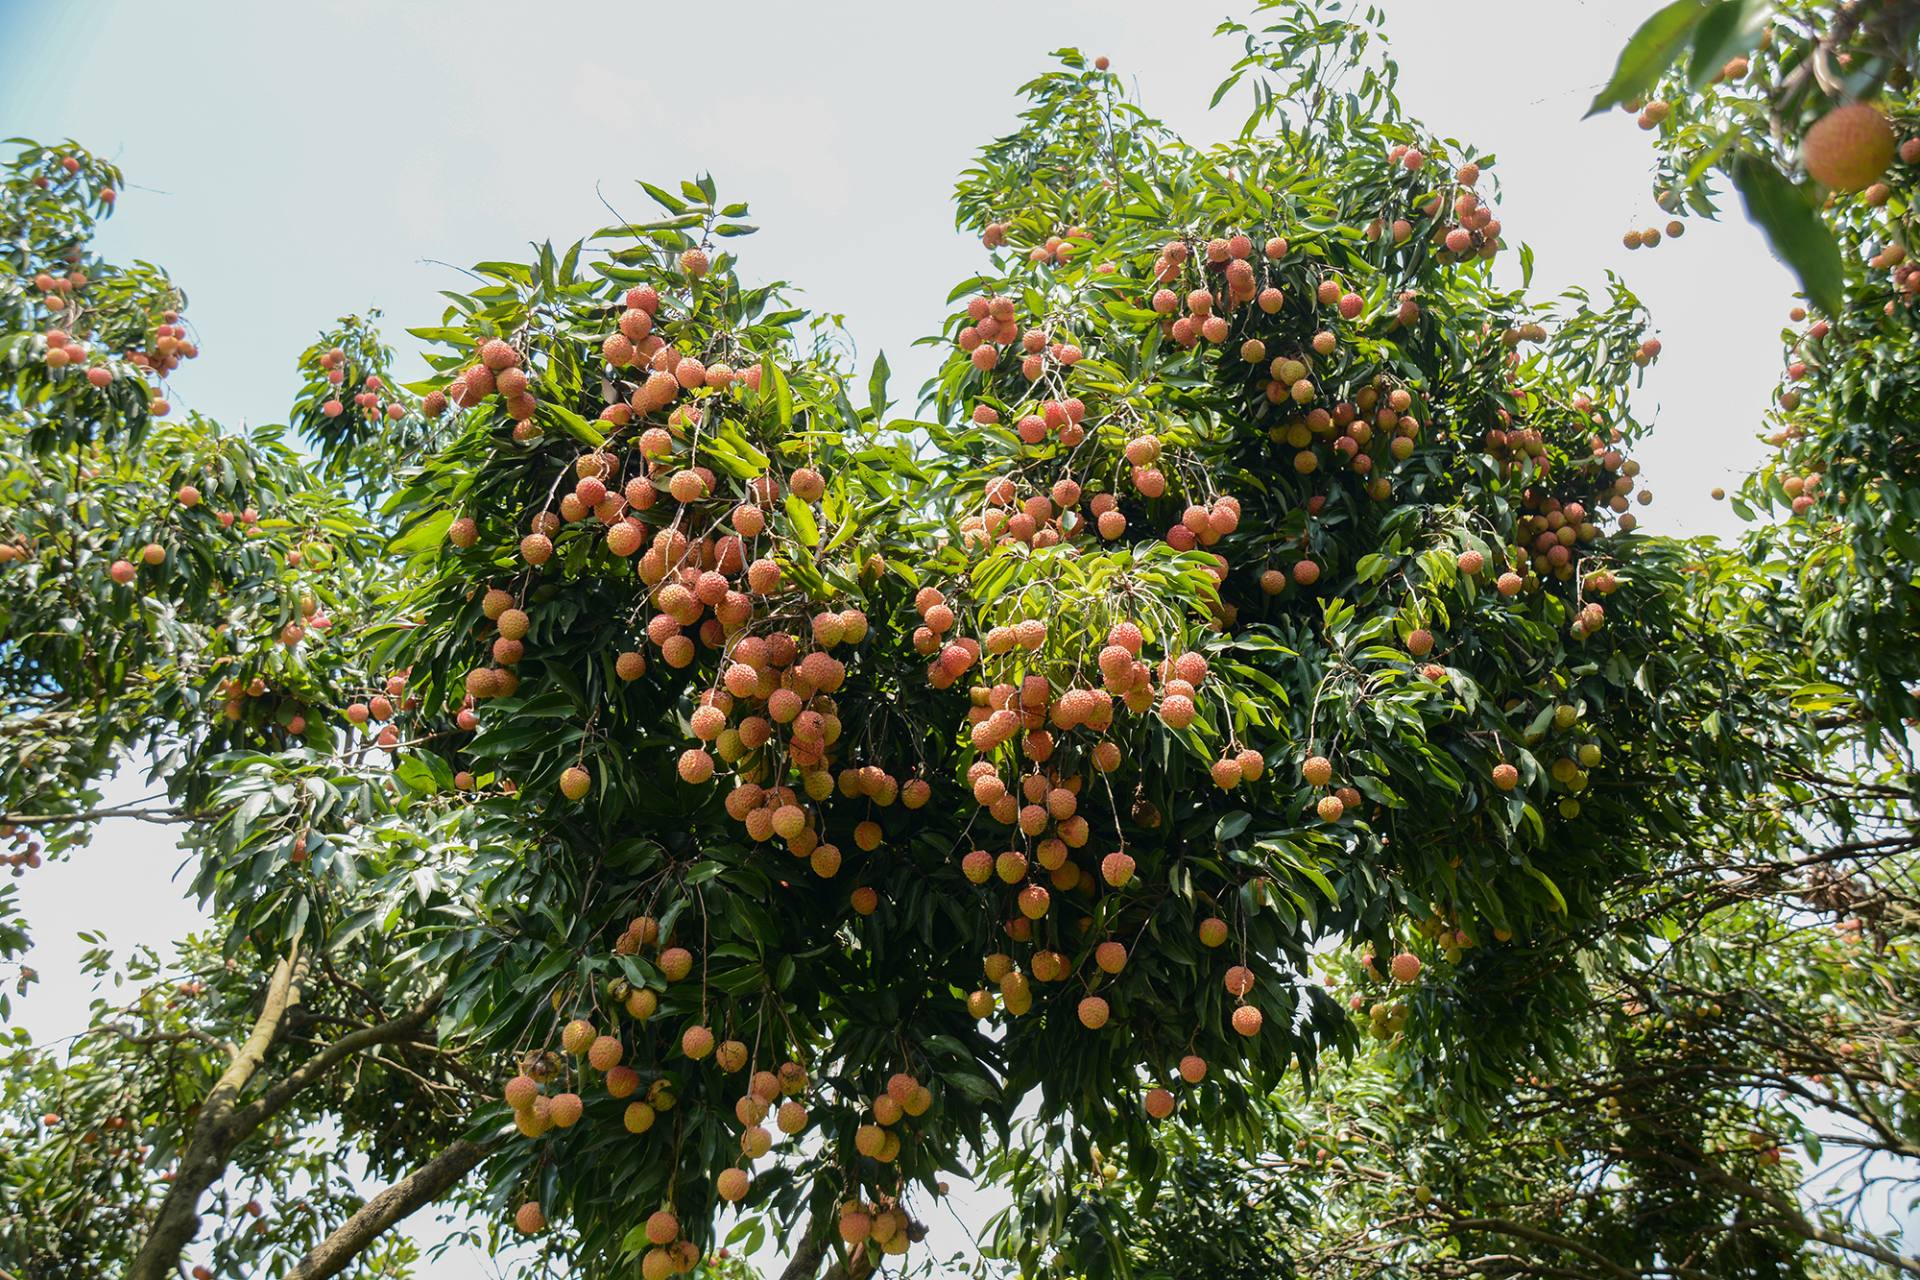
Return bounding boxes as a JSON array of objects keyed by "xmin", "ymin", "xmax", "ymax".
[{"xmin": 1802, "ymin": 103, "xmax": 1896, "ymax": 192}]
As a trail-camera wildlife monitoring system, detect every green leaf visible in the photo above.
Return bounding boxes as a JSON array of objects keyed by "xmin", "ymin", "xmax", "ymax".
[
  {"xmin": 763, "ymin": 360, "xmax": 793, "ymax": 428},
  {"xmin": 1729, "ymin": 153, "xmax": 1844, "ymax": 315},
  {"xmin": 637, "ymin": 181, "xmax": 688, "ymax": 214},
  {"xmin": 1687, "ymin": 0, "xmax": 1772, "ymax": 89},
  {"xmin": 868, "ymin": 352, "xmax": 892, "ymax": 419},
  {"xmin": 1586, "ymin": 0, "xmax": 1710, "ymax": 117},
  {"xmin": 1523, "ymin": 863, "xmax": 1568, "ymax": 915}
]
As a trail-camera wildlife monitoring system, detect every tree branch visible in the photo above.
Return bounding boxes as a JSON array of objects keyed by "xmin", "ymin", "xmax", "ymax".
[
  {"xmin": 128, "ymin": 939, "xmax": 306, "ymax": 1280},
  {"xmin": 1447, "ymin": 1216, "xmax": 1642, "ymax": 1280},
  {"xmin": 0, "ymin": 804, "xmax": 196, "ymax": 827},
  {"xmin": 282, "ymin": 1132, "xmax": 500, "ymax": 1280},
  {"xmin": 778, "ymin": 1210, "xmax": 832, "ymax": 1280},
  {"xmin": 229, "ymin": 989, "xmax": 443, "ymax": 1136},
  {"xmin": 1637, "ymin": 1149, "xmax": 1920, "ymax": 1276}
]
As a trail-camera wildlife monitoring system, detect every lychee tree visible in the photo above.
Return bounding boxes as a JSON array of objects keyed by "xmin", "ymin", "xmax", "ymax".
[
  {"xmin": 345, "ymin": 5, "xmax": 1785, "ymax": 1276},
  {"xmin": 0, "ymin": 141, "xmax": 532, "ymax": 1280},
  {"xmin": 0, "ymin": 5, "xmax": 1871, "ymax": 1278},
  {"xmin": 1600, "ymin": 0, "xmax": 1920, "ymax": 737},
  {"xmin": 0, "ymin": 141, "xmax": 420, "ymax": 958},
  {"xmin": 990, "ymin": 838, "xmax": 1920, "ymax": 1280}
]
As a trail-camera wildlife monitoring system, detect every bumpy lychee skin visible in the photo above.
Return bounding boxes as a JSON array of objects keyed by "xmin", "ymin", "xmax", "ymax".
[
  {"xmin": 561, "ymin": 1018, "xmax": 595, "ymax": 1055},
  {"xmin": 1802, "ymin": 103, "xmax": 1896, "ymax": 192},
  {"xmin": 1491, "ymin": 762, "xmax": 1520, "ymax": 791},
  {"xmin": 514, "ymin": 1202, "xmax": 546, "ymax": 1235},
  {"xmin": 1077, "ymin": 995, "xmax": 1110, "ymax": 1029},
  {"xmin": 504, "ymin": 1074, "xmax": 540, "ymax": 1109},
  {"xmin": 548, "ymin": 1092, "xmax": 583, "ymax": 1127},
  {"xmin": 1390, "ymin": 951, "xmax": 1423, "ymax": 984},
  {"xmin": 587, "ymin": 1034, "xmax": 624, "ymax": 1071}
]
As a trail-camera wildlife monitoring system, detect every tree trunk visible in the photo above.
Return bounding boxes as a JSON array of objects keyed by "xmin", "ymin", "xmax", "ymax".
[
  {"xmin": 283, "ymin": 1135, "xmax": 496, "ymax": 1280},
  {"xmin": 129, "ymin": 943, "xmax": 306, "ymax": 1280},
  {"xmin": 778, "ymin": 1210, "xmax": 832, "ymax": 1280}
]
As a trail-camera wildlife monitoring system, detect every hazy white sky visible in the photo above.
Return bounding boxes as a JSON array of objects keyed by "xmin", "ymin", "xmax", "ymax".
[{"xmin": 1, "ymin": 0, "xmax": 1798, "ymax": 1272}]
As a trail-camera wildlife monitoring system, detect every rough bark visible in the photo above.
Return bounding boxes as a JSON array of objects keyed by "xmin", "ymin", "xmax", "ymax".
[{"xmin": 282, "ymin": 1135, "xmax": 495, "ymax": 1280}]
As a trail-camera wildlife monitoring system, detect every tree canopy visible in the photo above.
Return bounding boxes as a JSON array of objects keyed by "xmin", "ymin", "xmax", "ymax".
[{"xmin": 2, "ymin": 3, "xmax": 1917, "ymax": 1279}]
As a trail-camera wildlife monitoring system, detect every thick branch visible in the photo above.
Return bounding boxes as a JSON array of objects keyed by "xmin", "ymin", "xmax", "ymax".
[
  {"xmin": 778, "ymin": 1210, "xmax": 832, "ymax": 1280},
  {"xmin": 128, "ymin": 941, "xmax": 306, "ymax": 1280},
  {"xmin": 229, "ymin": 990, "xmax": 442, "ymax": 1135},
  {"xmin": 283, "ymin": 1134, "xmax": 497, "ymax": 1280},
  {"xmin": 1447, "ymin": 1217, "xmax": 1641, "ymax": 1280}
]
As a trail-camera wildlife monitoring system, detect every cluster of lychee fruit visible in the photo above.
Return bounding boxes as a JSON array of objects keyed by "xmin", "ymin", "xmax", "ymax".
[
  {"xmin": 503, "ymin": 913, "xmax": 834, "ymax": 1266},
  {"xmin": 1, "ymin": 824, "xmax": 43, "ymax": 877},
  {"xmin": 837, "ymin": 1196, "xmax": 922, "ymax": 1259},
  {"xmin": 313, "ymin": 347, "xmax": 405, "ymax": 423},
  {"xmin": 342, "ymin": 673, "xmax": 417, "ymax": 751}
]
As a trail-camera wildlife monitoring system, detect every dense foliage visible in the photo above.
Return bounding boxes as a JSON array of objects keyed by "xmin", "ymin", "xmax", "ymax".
[
  {"xmin": 988, "ymin": 4, "xmax": 1920, "ymax": 1278},
  {"xmin": 3, "ymin": 3, "xmax": 1917, "ymax": 1279}
]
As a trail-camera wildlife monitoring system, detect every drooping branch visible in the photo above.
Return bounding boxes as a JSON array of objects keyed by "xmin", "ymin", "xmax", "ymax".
[
  {"xmin": 282, "ymin": 1132, "xmax": 499, "ymax": 1280},
  {"xmin": 1446, "ymin": 1216, "xmax": 1643, "ymax": 1280},
  {"xmin": 1638, "ymin": 1148, "xmax": 1920, "ymax": 1277}
]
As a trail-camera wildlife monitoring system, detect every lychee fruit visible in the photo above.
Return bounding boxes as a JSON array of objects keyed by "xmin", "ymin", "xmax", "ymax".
[{"xmin": 1802, "ymin": 103, "xmax": 1896, "ymax": 192}]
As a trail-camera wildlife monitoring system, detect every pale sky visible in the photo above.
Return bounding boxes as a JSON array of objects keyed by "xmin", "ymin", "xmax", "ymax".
[{"xmin": 1, "ymin": 0, "xmax": 1795, "ymax": 1273}]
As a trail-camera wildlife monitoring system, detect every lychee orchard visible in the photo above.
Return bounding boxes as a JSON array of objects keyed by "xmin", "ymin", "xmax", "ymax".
[{"xmin": 2, "ymin": 5, "xmax": 1816, "ymax": 1280}]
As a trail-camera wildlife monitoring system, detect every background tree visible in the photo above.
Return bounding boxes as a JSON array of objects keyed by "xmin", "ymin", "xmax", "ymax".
[{"xmin": 1, "ymin": 148, "xmax": 512, "ymax": 1280}]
